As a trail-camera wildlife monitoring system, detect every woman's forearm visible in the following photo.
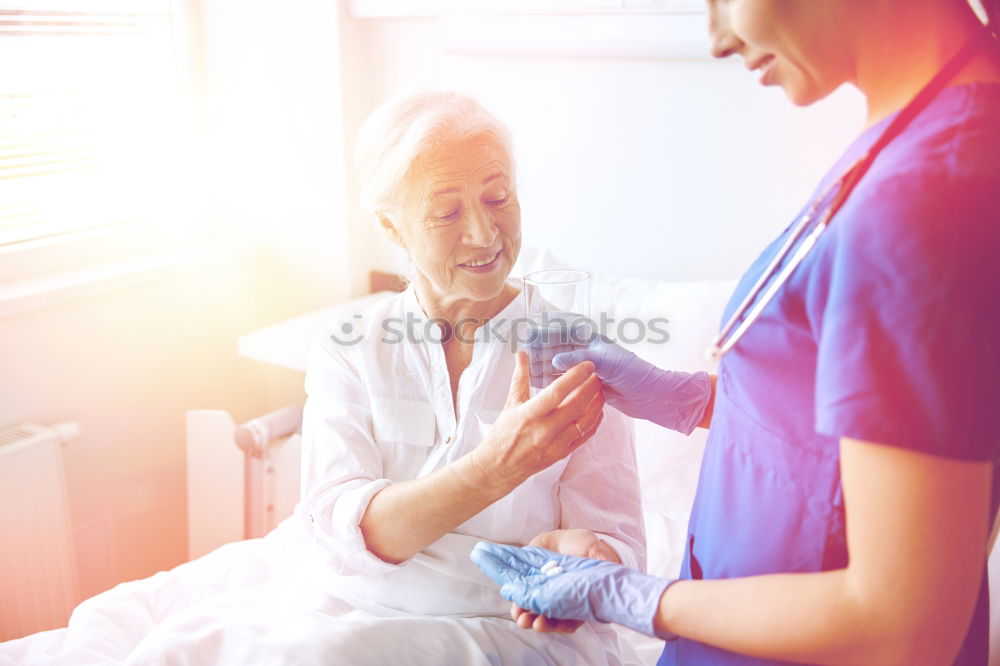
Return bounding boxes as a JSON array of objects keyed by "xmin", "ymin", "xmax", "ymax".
[
  {"xmin": 656, "ymin": 570, "xmax": 923, "ymax": 665},
  {"xmin": 361, "ymin": 356, "xmax": 606, "ymax": 564},
  {"xmin": 696, "ymin": 374, "xmax": 717, "ymax": 430},
  {"xmin": 360, "ymin": 452, "xmax": 515, "ymax": 564}
]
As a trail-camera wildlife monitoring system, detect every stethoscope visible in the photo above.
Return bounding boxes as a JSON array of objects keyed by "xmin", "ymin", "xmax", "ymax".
[{"xmin": 707, "ymin": 34, "xmax": 991, "ymax": 363}]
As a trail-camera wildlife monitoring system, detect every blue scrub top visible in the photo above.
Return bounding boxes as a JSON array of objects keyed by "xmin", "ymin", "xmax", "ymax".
[{"xmin": 659, "ymin": 82, "xmax": 1000, "ymax": 666}]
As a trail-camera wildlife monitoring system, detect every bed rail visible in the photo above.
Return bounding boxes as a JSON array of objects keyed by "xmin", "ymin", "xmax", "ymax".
[{"xmin": 234, "ymin": 405, "xmax": 303, "ymax": 539}]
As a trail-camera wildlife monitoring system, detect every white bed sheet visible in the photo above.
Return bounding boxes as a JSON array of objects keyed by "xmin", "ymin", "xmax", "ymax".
[
  {"xmin": 0, "ymin": 515, "xmax": 306, "ymax": 666},
  {"xmin": 1, "ymin": 513, "xmax": 661, "ymax": 666}
]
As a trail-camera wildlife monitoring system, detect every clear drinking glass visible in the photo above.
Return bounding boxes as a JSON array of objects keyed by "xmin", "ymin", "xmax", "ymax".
[{"xmin": 521, "ymin": 269, "xmax": 593, "ymax": 395}]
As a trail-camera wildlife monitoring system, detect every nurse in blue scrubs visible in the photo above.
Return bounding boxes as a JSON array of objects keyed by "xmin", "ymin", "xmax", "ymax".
[{"xmin": 472, "ymin": 1, "xmax": 1000, "ymax": 664}]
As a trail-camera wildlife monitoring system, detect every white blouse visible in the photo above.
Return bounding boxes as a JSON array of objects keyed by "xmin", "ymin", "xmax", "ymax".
[{"xmin": 299, "ymin": 277, "xmax": 645, "ymax": 618}]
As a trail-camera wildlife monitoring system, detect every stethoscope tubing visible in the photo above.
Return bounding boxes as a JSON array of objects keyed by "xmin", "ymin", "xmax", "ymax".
[{"xmin": 706, "ymin": 34, "xmax": 990, "ymax": 362}]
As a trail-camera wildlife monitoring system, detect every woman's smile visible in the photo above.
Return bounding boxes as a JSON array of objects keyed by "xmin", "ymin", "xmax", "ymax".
[{"xmin": 458, "ymin": 248, "xmax": 503, "ymax": 273}]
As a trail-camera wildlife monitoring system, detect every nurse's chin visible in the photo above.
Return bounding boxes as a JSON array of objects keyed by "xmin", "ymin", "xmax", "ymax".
[{"xmin": 781, "ymin": 79, "xmax": 842, "ymax": 108}]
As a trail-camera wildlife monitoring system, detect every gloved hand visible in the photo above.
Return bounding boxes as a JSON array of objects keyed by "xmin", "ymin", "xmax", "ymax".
[
  {"xmin": 511, "ymin": 528, "xmax": 622, "ymax": 633},
  {"xmin": 470, "ymin": 542, "xmax": 677, "ymax": 639},
  {"xmin": 552, "ymin": 336, "xmax": 711, "ymax": 435}
]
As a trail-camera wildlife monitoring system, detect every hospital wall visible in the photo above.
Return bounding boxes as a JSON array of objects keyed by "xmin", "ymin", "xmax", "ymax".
[
  {"xmin": 336, "ymin": 6, "xmax": 868, "ymax": 287},
  {"xmin": 0, "ymin": 0, "xmax": 871, "ymax": 609},
  {"xmin": 0, "ymin": 253, "xmax": 333, "ymax": 600},
  {"xmin": 0, "ymin": 0, "xmax": 349, "ymax": 605}
]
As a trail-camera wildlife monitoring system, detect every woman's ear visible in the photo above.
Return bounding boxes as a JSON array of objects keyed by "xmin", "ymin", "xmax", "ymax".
[{"xmin": 378, "ymin": 215, "xmax": 406, "ymax": 249}]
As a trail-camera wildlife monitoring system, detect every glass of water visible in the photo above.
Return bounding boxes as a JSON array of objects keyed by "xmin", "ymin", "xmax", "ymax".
[{"xmin": 521, "ymin": 269, "xmax": 593, "ymax": 395}]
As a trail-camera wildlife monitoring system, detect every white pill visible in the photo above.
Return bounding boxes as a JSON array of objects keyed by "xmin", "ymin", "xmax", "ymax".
[
  {"xmin": 540, "ymin": 560, "xmax": 559, "ymax": 573},
  {"xmin": 545, "ymin": 566, "xmax": 564, "ymax": 576}
]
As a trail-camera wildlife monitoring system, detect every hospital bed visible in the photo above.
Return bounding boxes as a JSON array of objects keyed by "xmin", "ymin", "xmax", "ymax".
[{"xmin": 3, "ymin": 247, "xmax": 999, "ymax": 665}]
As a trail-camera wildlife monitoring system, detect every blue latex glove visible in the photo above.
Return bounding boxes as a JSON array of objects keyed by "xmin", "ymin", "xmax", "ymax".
[
  {"xmin": 552, "ymin": 336, "xmax": 711, "ymax": 435},
  {"xmin": 470, "ymin": 542, "xmax": 677, "ymax": 639}
]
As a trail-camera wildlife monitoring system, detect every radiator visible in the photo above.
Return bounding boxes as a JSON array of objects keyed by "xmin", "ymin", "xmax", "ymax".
[{"xmin": 0, "ymin": 422, "xmax": 80, "ymax": 641}]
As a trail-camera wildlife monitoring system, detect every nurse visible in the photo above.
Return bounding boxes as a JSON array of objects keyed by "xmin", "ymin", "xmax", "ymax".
[{"xmin": 472, "ymin": 1, "xmax": 1000, "ymax": 664}]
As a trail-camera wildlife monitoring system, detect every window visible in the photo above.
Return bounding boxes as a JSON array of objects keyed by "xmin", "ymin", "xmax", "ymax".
[{"xmin": 0, "ymin": 0, "xmax": 196, "ymax": 249}]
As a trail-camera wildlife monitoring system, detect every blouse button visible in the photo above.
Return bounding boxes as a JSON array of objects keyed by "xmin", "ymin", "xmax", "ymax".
[{"xmin": 445, "ymin": 436, "xmax": 452, "ymax": 444}]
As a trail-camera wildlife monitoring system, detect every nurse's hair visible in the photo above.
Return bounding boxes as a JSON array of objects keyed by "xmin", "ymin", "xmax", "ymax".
[{"xmin": 355, "ymin": 90, "xmax": 515, "ymax": 232}]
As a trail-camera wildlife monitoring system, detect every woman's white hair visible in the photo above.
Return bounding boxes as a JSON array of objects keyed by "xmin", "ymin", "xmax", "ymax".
[{"xmin": 355, "ymin": 90, "xmax": 516, "ymax": 229}]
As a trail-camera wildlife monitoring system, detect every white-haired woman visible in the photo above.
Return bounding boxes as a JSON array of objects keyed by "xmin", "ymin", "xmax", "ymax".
[
  {"xmin": 283, "ymin": 91, "xmax": 644, "ymax": 665},
  {"xmin": 96, "ymin": 91, "xmax": 644, "ymax": 666}
]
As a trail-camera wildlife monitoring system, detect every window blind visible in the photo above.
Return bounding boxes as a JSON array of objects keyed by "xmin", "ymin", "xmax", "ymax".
[{"xmin": 0, "ymin": 0, "xmax": 190, "ymax": 247}]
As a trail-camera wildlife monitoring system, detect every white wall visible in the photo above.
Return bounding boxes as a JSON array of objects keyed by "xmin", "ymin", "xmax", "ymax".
[
  {"xmin": 200, "ymin": 0, "xmax": 352, "ymax": 303},
  {"xmin": 0, "ymin": 251, "xmax": 312, "ymax": 603},
  {"xmin": 0, "ymin": 0, "xmax": 352, "ymax": 615},
  {"xmin": 339, "ymin": 8, "xmax": 867, "ymax": 285},
  {"xmin": 0, "ymin": 1, "xmax": 870, "ymax": 619}
]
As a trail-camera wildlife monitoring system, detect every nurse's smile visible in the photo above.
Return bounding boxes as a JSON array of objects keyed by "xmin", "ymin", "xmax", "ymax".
[{"xmin": 748, "ymin": 54, "xmax": 777, "ymax": 86}]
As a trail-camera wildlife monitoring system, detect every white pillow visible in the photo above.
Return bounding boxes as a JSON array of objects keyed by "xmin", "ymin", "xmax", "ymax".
[{"xmin": 589, "ymin": 274, "xmax": 735, "ymax": 580}]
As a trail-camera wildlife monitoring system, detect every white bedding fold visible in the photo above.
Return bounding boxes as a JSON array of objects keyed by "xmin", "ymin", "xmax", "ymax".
[{"xmin": 0, "ymin": 516, "xmax": 645, "ymax": 666}]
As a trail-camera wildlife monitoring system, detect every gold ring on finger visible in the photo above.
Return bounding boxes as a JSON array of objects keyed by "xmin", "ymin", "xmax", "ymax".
[{"xmin": 575, "ymin": 422, "xmax": 586, "ymax": 439}]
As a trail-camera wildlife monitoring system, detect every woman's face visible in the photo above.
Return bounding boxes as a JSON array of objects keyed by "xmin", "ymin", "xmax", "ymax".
[
  {"xmin": 387, "ymin": 133, "xmax": 521, "ymax": 305},
  {"xmin": 707, "ymin": 0, "xmax": 855, "ymax": 105}
]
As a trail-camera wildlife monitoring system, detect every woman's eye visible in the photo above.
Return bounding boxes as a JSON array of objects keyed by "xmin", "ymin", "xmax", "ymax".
[
  {"xmin": 433, "ymin": 210, "xmax": 459, "ymax": 222},
  {"xmin": 486, "ymin": 193, "xmax": 509, "ymax": 207}
]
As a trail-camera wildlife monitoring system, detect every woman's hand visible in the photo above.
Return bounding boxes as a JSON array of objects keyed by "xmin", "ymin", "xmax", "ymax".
[
  {"xmin": 511, "ymin": 529, "xmax": 621, "ymax": 633},
  {"xmin": 552, "ymin": 336, "xmax": 713, "ymax": 434},
  {"xmin": 470, "ymin": 351, "xmax": 605, "ymax": 493},
  {"xmin": 529, "ymin": 528, "xmax": 621, "ymax": 563}
]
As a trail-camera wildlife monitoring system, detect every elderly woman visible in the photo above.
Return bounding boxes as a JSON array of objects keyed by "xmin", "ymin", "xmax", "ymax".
[
  {"xmin": 0, "ymin": 92, "xmax": 643, "ymax": 666},
  {"xmin": 0, "ymin": 92, "xmax": 646, "ymax": 666},
  {"xmin": 290, "ymin": 90, "xmax": 645, "ymax": 665}
]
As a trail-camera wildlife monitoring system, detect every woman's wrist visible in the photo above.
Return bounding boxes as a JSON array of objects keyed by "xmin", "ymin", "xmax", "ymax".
[{"xmin": 463, "ymin": 446, "xmax": 521, "ymax": 500}]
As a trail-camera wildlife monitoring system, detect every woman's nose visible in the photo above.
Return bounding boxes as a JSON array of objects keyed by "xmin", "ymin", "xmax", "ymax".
[
  {"xmin": 464, "ymin": 208, "xmax": 499, "ymax": 247},
  {"xmin": 708, "ymin": 3, "xmax": 742, "ymax": 59}
]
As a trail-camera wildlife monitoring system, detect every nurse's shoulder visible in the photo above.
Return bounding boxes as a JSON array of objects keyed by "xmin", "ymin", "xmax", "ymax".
[{"xmin": 832, "ymin": 83, "xmax": 1000, "ymax": 263}]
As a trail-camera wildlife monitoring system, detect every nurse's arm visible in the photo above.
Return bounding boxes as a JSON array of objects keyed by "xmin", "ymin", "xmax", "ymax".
[
  {"xmin": 696, "ymin": 374, "xmax": 717, "ymax": 429},
  {"xmin": 653, "ymin": 437, "xmax": 991, "ymax": 665}
]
